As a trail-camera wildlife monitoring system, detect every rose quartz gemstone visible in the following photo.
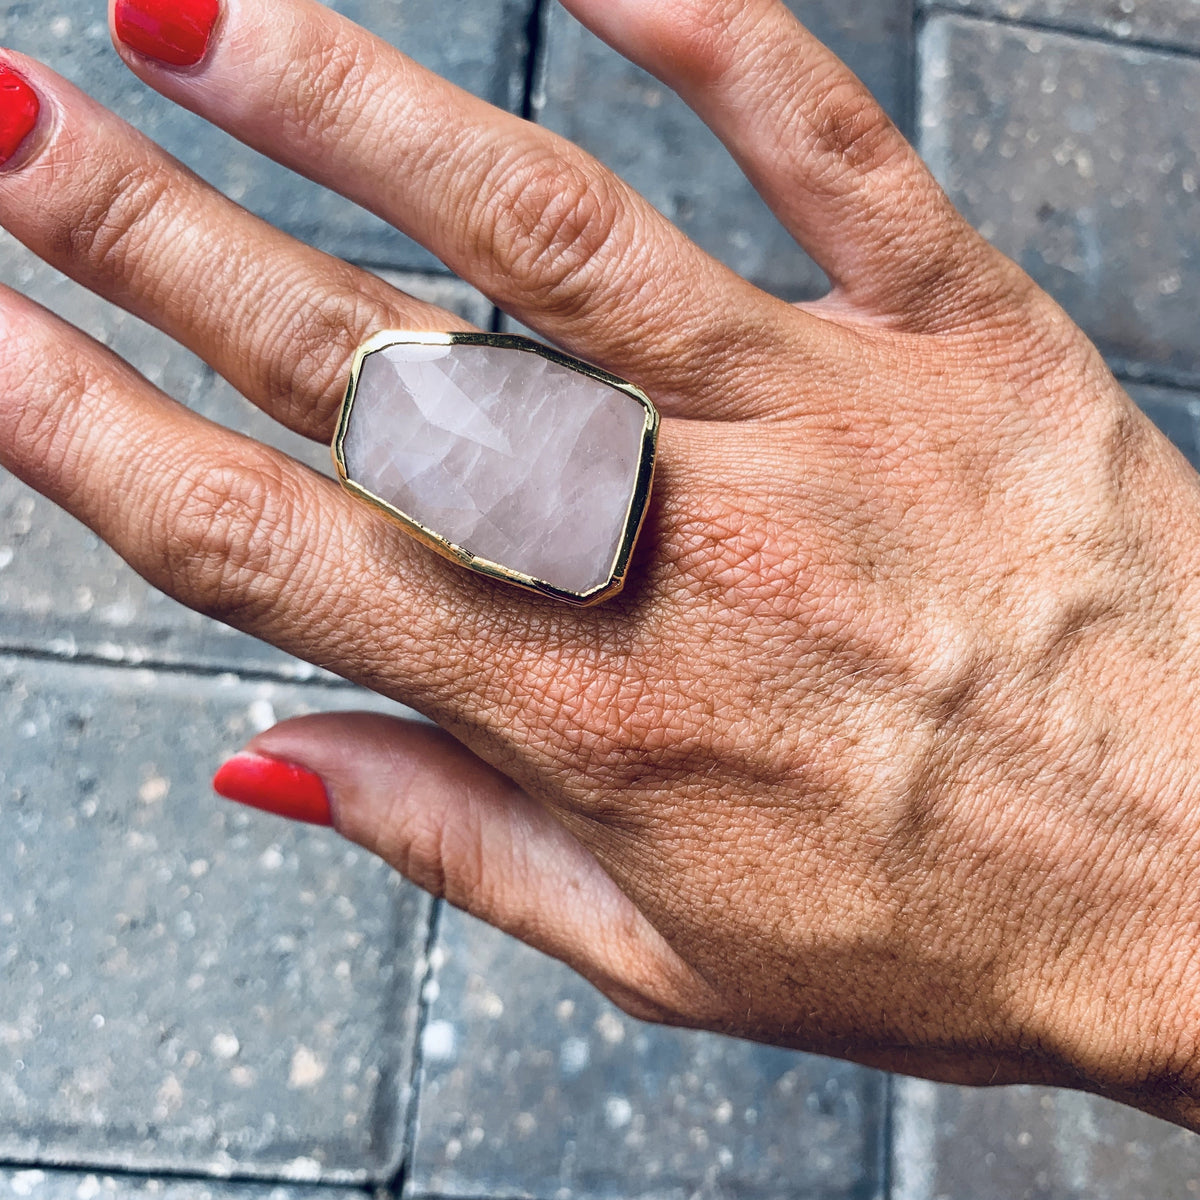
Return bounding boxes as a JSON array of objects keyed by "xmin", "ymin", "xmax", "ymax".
[{"xmin": 342, "ymin": 341, "xmax": 651, "ymax": 597}]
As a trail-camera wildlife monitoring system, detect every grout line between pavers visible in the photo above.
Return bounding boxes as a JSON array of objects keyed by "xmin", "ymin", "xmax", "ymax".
[
  {"xmin": 489, "ymin": 0, "xmax": 550, "ymax": 337},
  {"xmin": 0, "ymin": 640, "xmax": 366, "ymax": 691},
  {"xmin": 877, "ymin": 1072, "xmax": 896, "ymax": 1200},
  {"xmin": 0, "ymin": 1157, "xmax": 375, "ymax": 1194},
  {"xmin": 920, "ymin": 2, "xmax": 1200, "ymax": 62},
  {"xmin": 899, "ymin": 0, "xmax": 918, "ymax": 139},
  {"xmin": 520, "ymin": 0, "xmax": 550, "ymax": 125},
  {"xmin": 402, "ymin": 1194, "xmax": 556, "ymax": 1200},
  {"xmin": 372, "ymin": 888, "xmax": 442, "ymax": 1188},
  {"xmin": 390, "ymin": 901, "xmax": 445, "ymax": 1200},
  {"xmin": 1113, "ymin": 365, "xmax": 1200, "ymax": 396}
]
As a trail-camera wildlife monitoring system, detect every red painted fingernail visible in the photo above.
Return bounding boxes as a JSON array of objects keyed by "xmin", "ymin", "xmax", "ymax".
[
  {"xmin": 0, "ymin": 65, "xmax": 39, "ymax": 168},
  {"xmin": 213, "ymin": 753, "xmax": 333, "ymax": 827},
  {"xmin": 115, "ymin": 0, "xmax": 220, "ymax": 68}
]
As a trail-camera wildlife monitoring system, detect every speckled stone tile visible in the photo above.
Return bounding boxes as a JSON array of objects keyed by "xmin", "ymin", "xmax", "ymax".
[
  {"xmin": 534, "ymin": 0, "xmax": 914, "ymax": 301},
  {"xmin": 405, "ymin": 908, "xmax": 884, "ymax": 1200},
  {"xmin": 918, "ymin": 15, "xmax": 1200, "ymax": 386},
  {"xmin": 890, "ymin": 1078, "xmax": 1200, "ymax": 1199},
  {"xmin": 0, "ymin": 655, "xmax": 430, "ymax": 1183},
  {"xmin": 0, "ymin": 0, "xmax": 533, "ymax": 271},
  {"xmin": 0, "ymin": 241, "xmax": 492, "ymax": 674},
  {"xmin": 919, "ymin": 0, "xmax": 1200, "ymax": 53},
  {"xmin": 0, "ymin": 1169, "xmax": 356, "ymax": 1200}
]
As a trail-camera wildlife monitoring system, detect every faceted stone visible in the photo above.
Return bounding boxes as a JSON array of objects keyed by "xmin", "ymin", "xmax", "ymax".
[{"xmin": 340, "ymin": 340, "xmax": 654, "ymax": 600}]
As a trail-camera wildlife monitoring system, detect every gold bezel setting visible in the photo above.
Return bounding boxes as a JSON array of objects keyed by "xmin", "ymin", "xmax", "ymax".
[{"xmin": 332, "ymin": 331, "xmax": 660, "ymax": 606}]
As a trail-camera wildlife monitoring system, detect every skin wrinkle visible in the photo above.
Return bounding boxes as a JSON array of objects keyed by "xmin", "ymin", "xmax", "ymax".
[
  {"xmin": 62, "ymin": 161, "xmax": 178, "ymax": 287},
  {"xmin": 0, "ymin": 60, "xmax": 469, "ymax": 448},
  {"xmin": 128, "ymin": 5, "xmax": 826, "ymax": 418},
  {"xmin": 251, "ymin": 267, "xmax": 415, "ymax": 433},
  {"xmin": 269, "ymin": 8, "xmax": 383, "ymax": 146}
]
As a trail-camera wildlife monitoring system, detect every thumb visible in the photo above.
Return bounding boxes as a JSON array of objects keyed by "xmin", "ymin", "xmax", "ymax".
[{"xmin": 212, "ymin": 711, "xmax": 707, "ymax": 1022}]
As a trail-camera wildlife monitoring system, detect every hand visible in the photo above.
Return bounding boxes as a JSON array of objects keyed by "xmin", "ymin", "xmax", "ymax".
[{"xmin": 4, "ymin": 0, "xmax": 1200, "ymax": 1128}]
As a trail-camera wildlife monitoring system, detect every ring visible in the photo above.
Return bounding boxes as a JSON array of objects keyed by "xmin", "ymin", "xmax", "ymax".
[{"xmin": 332, "ymin": 331, "xmax": 660, "ymax": 606}]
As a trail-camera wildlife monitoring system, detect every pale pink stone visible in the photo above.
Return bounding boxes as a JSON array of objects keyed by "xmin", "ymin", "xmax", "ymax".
[{"xmin": 341, "ymin": 341, "xmax": 652, "ymax": 597}]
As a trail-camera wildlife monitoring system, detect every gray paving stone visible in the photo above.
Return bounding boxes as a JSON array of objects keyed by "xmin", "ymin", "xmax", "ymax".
[
  {"xmin": 919, "ymin": 0, "xmax": 1200, "ymax": 53},
  {"xmin": 0, "ymin": 655, "xmax": 430, "ymax": 1183},
  {"xmin": 0, "ymin": 0, "xmax": 533, "ymax": 272},
  {"xmin": 918, "ymin": 15, "xmax": 1200, "ymax": 386},
  {"xmin": 0, "ymin": 1168, "xmax": 355, "ymax": 1200},
  {"xmin": 0, "ymin": 239, "xmax": 491, "ymax": 674},
  {"xmin": 890, "ymin": 1077, "xmax": 1200, "ymax": 1199},
  {"xmin": 535, "ymin": 0, "xmax": 913, "ymax": 301},
  {"xmin": 406, "ymin": 908, "xmax": 884, "ymax": 1200}
]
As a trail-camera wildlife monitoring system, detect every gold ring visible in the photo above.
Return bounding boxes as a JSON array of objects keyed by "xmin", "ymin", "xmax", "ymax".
[{"xmin": 332, "ymin": 331, "xmax": 659, "ymax": 606}]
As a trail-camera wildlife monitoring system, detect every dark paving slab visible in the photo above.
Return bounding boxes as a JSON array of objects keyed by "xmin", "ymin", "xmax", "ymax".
[
  {"xmin": 535, "ymin": 0, "xmax": 914, "ymax": 301},
  {"xmin": 890, "ymin": 1078, "xmax": 1200, "ymax": 1199},
  {"xmin": 405, "ymin": 908, "xmax": 884, "ymax": 1200},
  {"xmin": 0, "ymin": 0, "xmax": 533, "ymax": 272},
  {"xmin": 918, "ymin": 15, "xmax": 1200, "ymax": 387},
  {"xmin": 0, "ymin": 655, "xmax": 430, "ymax": 1183},
  {"xmin": 919, "ymin": 0, "xmax": 1200, "ymax": 53},
  {"xmin": 0, "ymin": 242, "xmax": 491, "ymax": 674},
  {"xmin": 0, "ymin": 1169, "xmax": 358, "ymax": 1200}
]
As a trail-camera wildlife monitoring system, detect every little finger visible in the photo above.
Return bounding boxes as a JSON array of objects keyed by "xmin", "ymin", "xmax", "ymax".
[{"xmin": 216, "ymin": 712, "xmax": 715, "ymax": 1023}]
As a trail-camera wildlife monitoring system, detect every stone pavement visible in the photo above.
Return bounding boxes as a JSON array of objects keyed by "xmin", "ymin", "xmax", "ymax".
[{"xmin": 0, "ymin": 0, "xmax": 1198, "ymax": 1197}]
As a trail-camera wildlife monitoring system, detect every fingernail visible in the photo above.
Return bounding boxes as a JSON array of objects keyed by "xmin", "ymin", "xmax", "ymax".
[
  {"xmin": 0, "ymin": 65, "xmax": 39, "ymax": 168},
  {"xmin": 213, "ymin": 753, "xmax": 333, "ymax": 827},
  {"xmin": 114, "ymin": 0, "xmax": 220, "ymax": 68}
]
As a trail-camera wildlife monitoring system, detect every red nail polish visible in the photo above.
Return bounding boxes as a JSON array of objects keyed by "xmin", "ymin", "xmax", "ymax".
[
  {"xmin": 213, "ymin": 753, "xmax": 333, "ymax": 826},
  {"xmin": 0, "ymin": 65, "xmax": 39, "ymax": 168},
  {"xmin": 114, "ymin": 0, "xmax": 220, "ymax": 69}
]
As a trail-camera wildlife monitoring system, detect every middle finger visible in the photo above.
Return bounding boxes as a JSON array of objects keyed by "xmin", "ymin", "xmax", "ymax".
[{"xmin": 109, "ymin": 0, "xmax": 835, "ymax": 419}]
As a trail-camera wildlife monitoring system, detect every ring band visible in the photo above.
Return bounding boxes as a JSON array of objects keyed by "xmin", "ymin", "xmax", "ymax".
[{"xmin": 332, "ymin": 331, "xmax": 659, "ymax": 606}]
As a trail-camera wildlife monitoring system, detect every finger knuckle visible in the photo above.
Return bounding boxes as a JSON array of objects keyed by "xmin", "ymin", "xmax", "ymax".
[
  {"xmin": 481, "ymin": 152, "xmax": 625, "ymax": 312},
  {"xmin": 660, "ymin": 487, "xmax": 825, "ymax": 622},
  {"xmin": 0, "ymin": 323, "xmax": 104, "ymax": 485},
  {"xmin": 157, "ymin": 454, "xmax": 309, "ymax": 624},
  {"xmin": 803, "ymin": 77, "xmax": 903, "ymax": 176},
  {"xmin": 63, "ymin": 162, "xmax": 174, "ymax": 282},
  {"xmin": 1070, "ymin": 387, "xmax": 1156, "ymax": 512},
  {"xmin": 258, "ymin": 280, "xmax": 386, "ymax": 429}
]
